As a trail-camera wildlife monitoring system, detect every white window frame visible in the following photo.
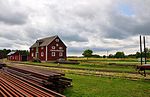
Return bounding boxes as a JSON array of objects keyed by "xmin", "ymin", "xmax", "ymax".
[
  {"xmin": 52, "ymin": 52, "xmax": 55, "ymax": 56},
  {"xmin": 41, "ymin": 52, "xmax": 44, "ymax": 57},
  {"xmin": 52, "ymin": 46, "xmax": 55, "ymax": 49},
  {"xmin": 59, "ymin": 47, "xmax": 63, "ymax": 50},
  {"xmin": 32, "ymin": 53, "xmax": 34, "ymax": 57},
  {"xmin": 56, "ymin": 39, "xmax": 59, "ymax": 42},
  {"xmin": 59, "ymin": 52, "xmax": 63, "ymax": 57}
]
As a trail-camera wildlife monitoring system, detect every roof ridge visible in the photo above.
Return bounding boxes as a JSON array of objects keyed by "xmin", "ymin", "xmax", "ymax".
[
  {"xmin": 38, "ymin": 35, "xmax": 58, "ymax": 41},
  {"xmin": 30, "ymin": 35, "xmax": 58, "ymax": 48}
]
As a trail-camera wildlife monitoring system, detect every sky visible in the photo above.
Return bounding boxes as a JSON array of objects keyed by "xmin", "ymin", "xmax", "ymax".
[{"xmin": 0, "ymin": 0, "xmax": 150, "ymax": 56}]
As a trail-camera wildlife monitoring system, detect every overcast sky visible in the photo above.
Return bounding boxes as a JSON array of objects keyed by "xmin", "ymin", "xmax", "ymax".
[{"xmin": 0, "ymin": 0, "xmax": 150, "ymax": 56}]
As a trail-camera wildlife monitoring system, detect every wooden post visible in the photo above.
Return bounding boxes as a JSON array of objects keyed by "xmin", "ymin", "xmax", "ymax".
[
  {"xmin": 143, "ymin": 36, "xmax": 147, "ymax": 64},
  {"xmin": 140, "ymin": 35, "xmax": 142, "ymax": 65}
]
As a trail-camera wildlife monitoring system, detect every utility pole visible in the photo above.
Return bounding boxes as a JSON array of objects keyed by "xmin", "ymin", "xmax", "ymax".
[
  {"xmin": 143, "ymin": 36, "xmax": 147, "ymax": 64},
  {"xmin": 106, "ymin": 50, "xmax": 108, "ymax": 58},
  {"xmin": 140, "ymin": 35, "xmax": 142, "ymax": 65}
]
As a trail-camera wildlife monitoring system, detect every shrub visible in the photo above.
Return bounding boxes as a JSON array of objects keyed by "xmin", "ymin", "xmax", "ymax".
[{"xmin": 32, "ymin": 57, "xmax": 41, "ymax": 63}]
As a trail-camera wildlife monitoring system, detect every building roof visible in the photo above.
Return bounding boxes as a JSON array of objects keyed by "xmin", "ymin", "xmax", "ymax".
[
  {"xmin": 7, "ymin": 51, "xmax": 16, "ymax": 56},
  {"xmin": 30, "ymin": 35, "xmax": 58, "ymax": 48}
]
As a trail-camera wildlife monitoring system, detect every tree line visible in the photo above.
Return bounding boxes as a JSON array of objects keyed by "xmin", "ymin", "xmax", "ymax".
[
  {"xmin": 0, "ymin": 49, "xmax": 29, "ymax": 59},
  {"xmin": 82, "ymin": 48, "xmax": 150, "ymax": 58}
]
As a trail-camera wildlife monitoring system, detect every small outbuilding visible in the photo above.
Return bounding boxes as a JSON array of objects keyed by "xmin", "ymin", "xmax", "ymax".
[{"xmin": 7, "ymin": 51, "xmax": 29, "ymax": 61}]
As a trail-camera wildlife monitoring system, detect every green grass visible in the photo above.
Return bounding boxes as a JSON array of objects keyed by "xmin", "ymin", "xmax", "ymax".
[
  {"xmin": 20, "ymin": 57, "xmax": 150, "ymax": 74},
  {"xmin": 21, "ymin": 61, "xmax": 136, "ymax": 72},
  {"xmin": 63, "ymin": 74, "xmax": 150, "ymax": 97},
  {"xmin": 68, "ymin": 57, "xmax": 150, "ymax": 61},
  {"xmin": 12, "ymin": 58, "xmax": 150, "ymax": 97},
  {"xmin": 68, "ymin": 58, "xmax": 150, "ymax": 63}
]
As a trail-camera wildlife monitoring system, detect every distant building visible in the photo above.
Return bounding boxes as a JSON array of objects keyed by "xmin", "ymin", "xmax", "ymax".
[
  {"xmin": 7, "ymin": 51, "xmax": 29, "ymax": 61},
  {"xmin": 29, "ymin": 35, "xmax": 67, "ymax": 61}
]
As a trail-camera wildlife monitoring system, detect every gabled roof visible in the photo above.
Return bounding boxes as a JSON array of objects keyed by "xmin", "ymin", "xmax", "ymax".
[
  {"xmin": 30, "ymin": 35, "xmax": 58, "ymax": 48},
  {"xmin": 7, "ymin": 51, "xmax": 16, "ymax": 56}
]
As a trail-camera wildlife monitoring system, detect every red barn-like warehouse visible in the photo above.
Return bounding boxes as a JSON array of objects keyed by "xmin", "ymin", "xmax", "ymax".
[
  {"xmin": 7, "ymin": 51, "xmax": 29, "ymax": 61},
  {"xmin": 7, "ymin": 51, "xmax": 20, "ymax": 61},
  {"xmin": 30, "ymin": 35, "xmax": 67, "ymax": 61}
]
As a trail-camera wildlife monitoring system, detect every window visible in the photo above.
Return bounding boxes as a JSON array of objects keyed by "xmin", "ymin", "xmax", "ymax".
[
  {"xmin": 56, "ymin": 44, "xmax": 59, "ymax": 46},
  {"xmin": 56, "ymin": 39, "xmax": 59, "ymax": 42},
  {"xmin": 41, "ymin": 47, "xmax": 44, "ymax": 50},
  {"xmin": 41, "ymin": 52, "xmax": 44, "ymax": 57},
  {"xmin": 52, "ymin": 52, "xmax": 55, "ymax": 56},
  {"xmin": 32, "ymin": 48, "xmax": 34, "ymax": 51},
  {"xmin": 15, "ymin": 56, "xmax": 17, "ymax": 60},
  {"xmin": 52, "ymin": 46, "xmax": 55, "ymax": 49},
  {"xmin": 59, "ymin": 47, "xmax": 63, "ymax": 50},
  {"xmin": 32, "ymin": 53, "xmax": 34, "ymax": 57},
  {"xmin": 59, "ymin": 52, "xmax": 63, "ymax": 57}
]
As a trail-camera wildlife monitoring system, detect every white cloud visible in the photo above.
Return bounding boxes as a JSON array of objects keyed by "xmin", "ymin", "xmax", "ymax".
[{"xmin": 0, "ymin": 0, "xmax": 150, "ymax": 56}]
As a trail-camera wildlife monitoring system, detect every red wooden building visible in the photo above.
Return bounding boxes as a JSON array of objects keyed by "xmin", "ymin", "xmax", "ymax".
[
  {"xmin": 7, "ymin": 51, "xmax": 29, "ymax": 61},
  {"xmin": 30, "ymin": 35, "xmax": 67, "ymax": 61}
]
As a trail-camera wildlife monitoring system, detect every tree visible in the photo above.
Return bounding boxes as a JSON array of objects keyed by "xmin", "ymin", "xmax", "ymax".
[
  {"xmin": 147, "ymin": 49, "xmax": 150, "ymax": 58},
  {"xmin": 82, "ymin": 49, "xmax": 93, "ymax": 59},
  {"xmin": 91, "ymin": 54, "xmax": 101, "ymax": 58},
  {"xmin": 18, "ymin": 50, "xmax": 29, "ymax": 56},
  {"xmin": 108, "ymin": 54, "xmax": 114, "ymax": 58},
  {"xmin": 103, "ymin": 55, "xmax": 106, "ymax": 58},
  {"xmin": 135, "ymin": 48, "xmax": 150, "ymax": 58},
  {"xmin": 135, "ymin": 52, "xmax": 141, "ymax": 58},
  {"xmin": 0, "ymin": 49, "xmax": 11, "ymax": 59},
  {"xmin": 114, "ymin": 52, "xmax": 125, "ymax": 58},
  {"xmin": 128, "ymin": 54, "xmax": 136, "ymax": 58}
]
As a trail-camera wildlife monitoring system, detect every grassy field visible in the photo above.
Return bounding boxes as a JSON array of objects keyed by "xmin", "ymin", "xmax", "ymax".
[
  {"xmin": 68, "ymin": 57, "xmax": 150, "ymax": 62},
  {"xmin": 19, "ymin": 58, "xmax": 150, "ymax": 73},
  {"xmin": 63, "ymin": 74, "xmax": 150, "ymax": 97},
  {"xmin": 21, "ymin": 61, "xmax": 135, "ymax": 72},
  {"xmin": 6, "ymin": 58, "xmax": 150, "ymax": 97}
]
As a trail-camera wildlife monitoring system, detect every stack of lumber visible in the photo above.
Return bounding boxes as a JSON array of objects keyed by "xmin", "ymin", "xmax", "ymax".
[
  {"xmin": 0, "ymin": 69, "xmax": 65, "ymax": 97},
  {"xmin": 0, "ymin": 63, "xmax": 6, "ymax": 69},
  {"xmin": 4, "ymin": 65, "xmax": 72, "ymax": 93}
]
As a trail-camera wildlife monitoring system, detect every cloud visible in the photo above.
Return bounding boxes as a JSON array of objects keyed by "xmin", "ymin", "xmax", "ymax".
[
  {"xmin": 0, "ymin": 0, "xmax": 150, "ymax": 56},
  {"xmin": 0, "ymin": 37, "xmax": 14, "ymax": 48},
  {"xmin": 60, "ymin": 34, "xmax": 88, "ymax": 42},
  {"xmin": 0, "ymin": 0, "xmax": 28, "ymax": 25},
  {"xmin": 101, "ymin": 0, "xmax": 150, "ymax": 39}
]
